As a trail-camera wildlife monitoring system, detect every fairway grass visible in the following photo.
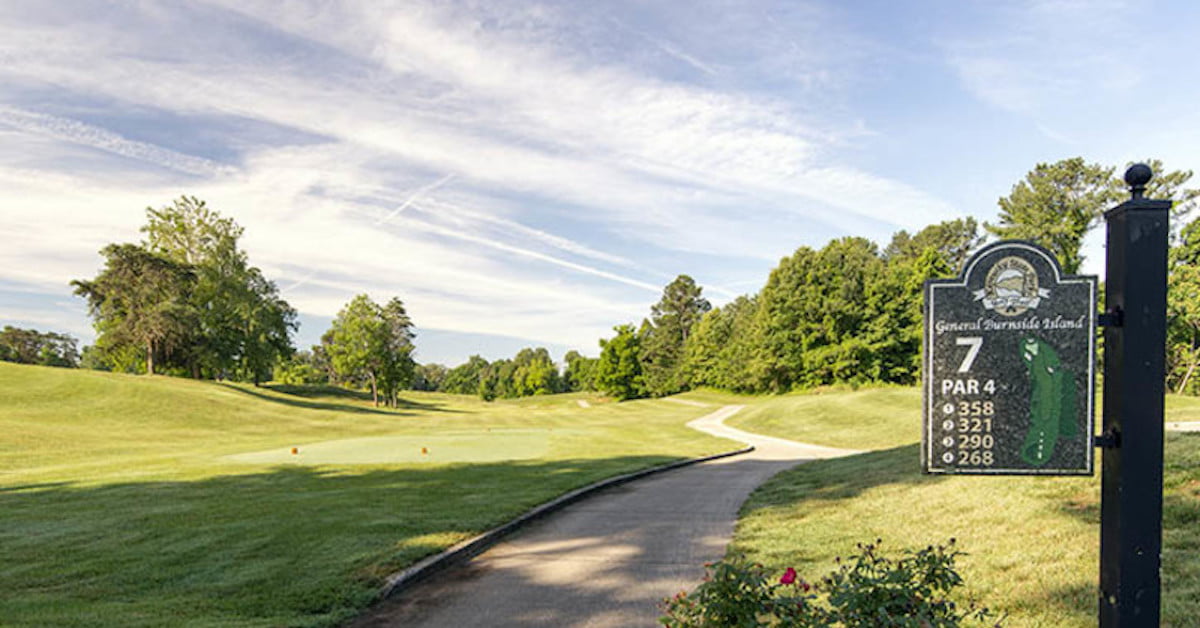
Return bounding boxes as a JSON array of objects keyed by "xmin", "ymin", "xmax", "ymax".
[
  {"xmin": 0, "ymin": 363, "xmax": 736, "ymax": 627},
  {"xmin": 726, "ymin": 386, "xmax": 920, "ymax": 449},
  {"xmin": 731, "ymin": 386, "xmax": 1200, "ymax": 626},
  {"xmin": 226, "ymin": 429, "xmax": 557, "ymax": 465}
]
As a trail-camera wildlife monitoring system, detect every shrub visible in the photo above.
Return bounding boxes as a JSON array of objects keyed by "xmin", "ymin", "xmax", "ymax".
[{"xmin": 661, "ymin": 539, "xmax": 1000, "ymax": 627}]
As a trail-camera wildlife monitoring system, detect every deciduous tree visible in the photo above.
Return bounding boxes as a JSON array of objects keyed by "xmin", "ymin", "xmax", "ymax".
[
  {"xmin": 323, "ymin": 294, "xmax": 416, "ymax": 407},
  {"xmin": 142, "ymin": 196, "xmax": 295, "ymax": 381},
  {"xmin": 563, "ymin": 350, "xmax": 598, "ymax": 392},
  {"xmin": 441, "ymin": 355, "xmax": 490, "ymax": 395},
  {"xmin": 596, "ymin": 324, "xmax": 645, "ymax": 400}
]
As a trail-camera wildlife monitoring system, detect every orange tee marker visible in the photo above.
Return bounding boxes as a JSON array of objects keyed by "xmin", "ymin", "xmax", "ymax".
[
  {"xmin": 421, "ymin": 447, "xmax": 429, "ymax": 455},
  {"xmin": 290, "ymin": 447, "xmax": 299, "ymax": 455}
]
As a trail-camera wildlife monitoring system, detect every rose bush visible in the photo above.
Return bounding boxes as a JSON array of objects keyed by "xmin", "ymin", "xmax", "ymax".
[{"xmin": 661, "ymin": 539, "xmax": 1001, "ymax": 627}]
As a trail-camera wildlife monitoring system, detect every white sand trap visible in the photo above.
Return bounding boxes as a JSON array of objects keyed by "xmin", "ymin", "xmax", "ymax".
[
  {"xmin": 576, "ymin": 400, "xmax": 591, "ymax": 408},
  {"xmin": 225, "ymin": 430, "xmax": 551, "ymax": 465}
]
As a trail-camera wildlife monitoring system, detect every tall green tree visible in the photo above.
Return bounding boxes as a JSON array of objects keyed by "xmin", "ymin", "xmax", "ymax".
[
  {"xmin": 142, "ymin": 196, "xmax": 243, "ymax": 266},
  {"xmin": 323, "ymin": 294, "xmax": 416, "ymax": 407},
  {"xmin": 273, "ymin": 350, "xmax": 329, "ymax": 386},
  {"xmin": 475, "ymin": 347, "xmax": 562, "ymax": 400},
  {"xmin": 72, "ymin": 244, "xmax": 197, "ymax": 375},
  {"xmin": 681, "ymin": 295, "xmax": 760, "ymax": 392},
  {"xmin": 377, "ymin": 298, "xmax": 417, "ymax": 406},
  {"xmin": 640, "ymin": 275, "xmax": 711, "ymax": 397},
  {"xmin": 441, "ymin": 355, "xmax": 490, "ymax": 395},
  {"xmin": 325, "ymin": 295, "xmax": 386, "ymax": 405},
  {"xmin": 478, "ymin": 358, "xmax": 515, "ymax": 401},
  {"xmin": 412, "ymin": 363, "xmax": 448, "ymax": 391},
  {"xmin": 141, "ymin": 196, "xmax": 295, "ymax": 381},
  {"xmin": 595, "ymin": 324, "xmax": 645, "ymax": 400},
  {"xmin": 752, "ymin": 238, "xmax": 886, "ymax": 390},
  {"xmin": 986, "ymin": 158, "xmax": 1119, "ymax": 274},
  {"xmin": 563, "ymin": 350, "xmax": 598, "ymax": 392},
  {"xmin": 884, "ymin": 217, "xmax": 982, "ymax": 272}
]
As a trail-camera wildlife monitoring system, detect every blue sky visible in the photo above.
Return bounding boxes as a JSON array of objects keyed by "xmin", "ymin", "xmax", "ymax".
[{"xmin": 3, "ymin": 0, "xmax": 1199, "ymax": 366}]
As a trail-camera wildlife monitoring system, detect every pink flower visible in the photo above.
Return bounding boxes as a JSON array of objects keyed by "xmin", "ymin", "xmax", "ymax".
[{"xmin": 780, "ymin": 567, "xmax": 797, "ymax": 585}]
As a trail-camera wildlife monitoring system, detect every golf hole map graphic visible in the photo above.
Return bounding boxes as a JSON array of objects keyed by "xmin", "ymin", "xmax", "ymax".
[{"xmin": 923, "ymin": 241, "xmax": 1097, "ymax": 475}]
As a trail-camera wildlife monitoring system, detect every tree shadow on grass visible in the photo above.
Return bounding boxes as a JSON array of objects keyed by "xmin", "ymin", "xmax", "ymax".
[
  {"xmin": 0, "ymin": 455, "xmax": 679, "ymax": 628},
  {"xmin": 263, "ymin": 384, "xmax": 457, "ymax": 413},
  {"xmin": 743, "ymin": 443, "xmax": 940, "ymax": 512},
  {"xmin": 1017, "ymin": 582, "xmax": 1095, "ymax": 625},
  {"xmin": 219, "ymin": 383, "xmax": 457, "ymax": 417}
]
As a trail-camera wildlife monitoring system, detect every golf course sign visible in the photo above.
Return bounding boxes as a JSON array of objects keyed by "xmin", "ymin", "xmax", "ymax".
[{"xmin": 923, "ymin": 240, "xmax": 1097, "ymax": 475}]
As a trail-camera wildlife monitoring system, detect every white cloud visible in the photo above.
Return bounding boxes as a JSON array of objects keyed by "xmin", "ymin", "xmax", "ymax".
[
  {"xmin": 0, "ymin": 1, "xmax": 964, "ymax": 358},
  {"xmin": 0, "ymin": 107, "xmax": 234, "ymax": 177}
]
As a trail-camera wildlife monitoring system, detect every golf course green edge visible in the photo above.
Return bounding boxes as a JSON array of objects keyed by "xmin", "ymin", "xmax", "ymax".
[{"xmin": 374, "ymin": 444, "xmax": 754, "ymax": 601}]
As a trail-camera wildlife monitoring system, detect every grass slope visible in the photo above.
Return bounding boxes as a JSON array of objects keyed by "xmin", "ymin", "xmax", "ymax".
[
  {"xmin": 726, "ymin": 386, "xmax": 920, "ymax": 450},
  {"xmin": 0, "ymin": 363, "xmax": 735, "ymax": 627},
  {"xmin": 731, "ymin": 386, "xmax": 1200, "ymax": 626}
]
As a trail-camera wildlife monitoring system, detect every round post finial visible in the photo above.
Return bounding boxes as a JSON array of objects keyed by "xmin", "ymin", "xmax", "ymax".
[{"xmin": 1125, "ymin": 163, "xmax": 1153, "ymax": 200}]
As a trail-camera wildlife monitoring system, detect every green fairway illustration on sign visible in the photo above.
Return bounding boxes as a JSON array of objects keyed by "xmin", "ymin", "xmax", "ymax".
[{"xmin": 923, "ymin": 241, "xmax": 1096, "ymax": 475}]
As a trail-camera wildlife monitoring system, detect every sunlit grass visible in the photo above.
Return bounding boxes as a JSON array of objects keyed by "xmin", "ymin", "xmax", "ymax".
[
  {"xmin": 725, "ymin": 385, "xmax": 920, "ymax": 449},
  {"xmin": 731, "ymin": 386, "xmax": 1200, "ymax": 627},
  {"xmin": 0, "ymin": 362, "xmax": 735, "ymax": 627}
]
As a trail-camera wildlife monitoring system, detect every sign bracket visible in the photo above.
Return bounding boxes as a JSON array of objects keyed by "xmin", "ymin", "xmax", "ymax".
[{"xmin": 1098, "ymin": 308, "xmax": 1124, "ymax": 328}]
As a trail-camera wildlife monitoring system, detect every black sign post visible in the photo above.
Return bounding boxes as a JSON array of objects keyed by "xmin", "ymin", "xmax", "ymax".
[
  {"xmin": 923, "ymin": 242, "xmax": 1097, "ymax": 475},
  {"xmin": 1098, "ymin": 164, "xmax": 1170, "ymax": 626}
]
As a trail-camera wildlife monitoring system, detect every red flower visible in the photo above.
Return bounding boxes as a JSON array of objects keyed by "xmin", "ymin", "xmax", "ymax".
[{"xmin": 780, "ymin": 567, "xmax": 797, "ymax": 585}]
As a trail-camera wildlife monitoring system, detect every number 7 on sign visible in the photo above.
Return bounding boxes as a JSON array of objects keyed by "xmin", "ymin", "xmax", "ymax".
[{"xmin": 956, "ymin": 337, "xmax": 983, "ymax": 373}]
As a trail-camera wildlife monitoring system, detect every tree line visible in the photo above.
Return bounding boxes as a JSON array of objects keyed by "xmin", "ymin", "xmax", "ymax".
[
  {"xmin": 19, "ymin": 156, "xmax": 1200, "ymax": 402},
  {"xmin": 575, "ymin": 157, "xmax": 1200, "ymax": 400},
  {"xmin": 0, "ymin": 326, "xmax": 79, "ymax": 368}
]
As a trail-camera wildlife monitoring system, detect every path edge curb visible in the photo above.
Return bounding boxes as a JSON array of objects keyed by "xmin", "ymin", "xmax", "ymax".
[{"xmin": 376, "ymin": 444, "xmax": 754, "ymax": 601}]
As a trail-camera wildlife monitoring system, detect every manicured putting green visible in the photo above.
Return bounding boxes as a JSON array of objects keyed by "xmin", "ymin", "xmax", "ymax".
[{"xmin": 227, "ymin": 429, "xmax": 553, "ymax": 465}]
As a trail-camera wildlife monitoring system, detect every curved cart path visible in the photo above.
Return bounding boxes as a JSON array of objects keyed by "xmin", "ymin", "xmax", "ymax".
[{"xmin": 349, "ymin": 405, "xmax": 858, "ymax": 628}]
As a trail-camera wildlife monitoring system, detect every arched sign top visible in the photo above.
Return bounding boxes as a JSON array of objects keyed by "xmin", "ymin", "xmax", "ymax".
[
  {"xmin": 958, "ymin": 240, "xmax": 1066, "ymax": 286},
  {"xmin": 923, "ymin": 239, "xmax": 1097, "ymax": 475}
]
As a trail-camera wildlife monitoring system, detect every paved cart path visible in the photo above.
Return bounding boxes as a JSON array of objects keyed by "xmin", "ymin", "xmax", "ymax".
[{"xmin": 349, "ymin": 405, "xmax": 858, "ymax": 628}]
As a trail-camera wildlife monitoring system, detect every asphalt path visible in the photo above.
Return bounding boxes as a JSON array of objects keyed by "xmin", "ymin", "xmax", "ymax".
[{"xmin": 348, "ymin": 405, "xmax": 858, "ymax": 628}]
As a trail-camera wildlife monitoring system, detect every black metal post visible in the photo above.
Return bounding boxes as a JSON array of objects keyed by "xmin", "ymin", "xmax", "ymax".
[{"xmin": 1098, "ymin": 163, "xmax": 1170, "ymax": 626}]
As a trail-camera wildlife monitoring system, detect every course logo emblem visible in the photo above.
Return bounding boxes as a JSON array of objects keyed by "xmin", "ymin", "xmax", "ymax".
[{"xmin": 973, "ymin": 256, "xmax": 1050, "ymax": 316}]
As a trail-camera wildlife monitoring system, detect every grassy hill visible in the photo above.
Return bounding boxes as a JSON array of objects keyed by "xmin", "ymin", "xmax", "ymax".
[
  {"xmin": 0, "ymin": 362, "xmax": 736, "ymax": 627},
  {"xmin": 728, "ymin": 386, "xmax": 1200, "ymax": 626}
]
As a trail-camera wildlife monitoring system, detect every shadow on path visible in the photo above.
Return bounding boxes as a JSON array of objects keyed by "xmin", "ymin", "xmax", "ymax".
[{"xmin": 348, "ymin": 405, "xmax": 863, "ymax": 628}]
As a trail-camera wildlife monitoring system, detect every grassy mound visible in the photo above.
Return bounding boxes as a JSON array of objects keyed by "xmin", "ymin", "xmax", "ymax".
[
  {"xmin": 726, "ymin": 386, "xmax": 920, "ymax": 450},
  {"xmin": 731, "ymin": 386, "xmax": 1200, "ymax": 626},
  {"xmin": 0, "ymin": 363, "xmax": 735, "ymax": 627}
]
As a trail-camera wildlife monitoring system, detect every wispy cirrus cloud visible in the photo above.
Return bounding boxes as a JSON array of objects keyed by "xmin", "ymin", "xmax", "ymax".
[
  {"xmin": 0, "ymin": 0, "xmax": 963, "ymax": 362},
  {"xmin": 0, "ymin": 107, "xmax": 235, "ymax": 177}
]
